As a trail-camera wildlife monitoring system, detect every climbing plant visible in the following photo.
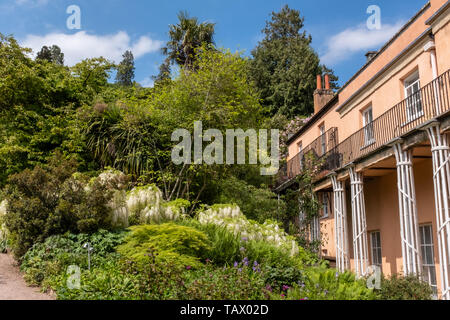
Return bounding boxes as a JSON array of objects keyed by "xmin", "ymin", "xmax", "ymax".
[{"xmin": 284, "ymin": 152, "xmax": 325, "ymax": 253}]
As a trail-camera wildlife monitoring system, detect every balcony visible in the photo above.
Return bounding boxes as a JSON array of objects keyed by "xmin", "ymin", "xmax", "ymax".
[{"xmin": 276, "ymin": 69, "xmax": 450, "ymax": 191}]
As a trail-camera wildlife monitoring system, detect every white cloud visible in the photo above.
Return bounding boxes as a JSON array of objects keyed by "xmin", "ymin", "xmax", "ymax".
[
  {"xmin": 320, "ymin": 21, "xmax": 404, "ymax": 66},
  {"xmin": 22, "ymin": 31, "xmax": 163, "ymax": 66},
  {"xmin": 139, "ymin": 77, "xmax": 154, "ymax": 88}
]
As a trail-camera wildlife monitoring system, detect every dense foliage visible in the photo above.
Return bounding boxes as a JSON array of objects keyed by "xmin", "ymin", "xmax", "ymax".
[
  {"xmin": 0, "ymin": 6, "xmax": 425, "ymax": 301},
  {"xmin": 375, "ymin": 274, "xmax": 434, "ymax": 300},
  {"xmin": 249, "ymin": 5, "xmax": 338, "ymax": 118}
]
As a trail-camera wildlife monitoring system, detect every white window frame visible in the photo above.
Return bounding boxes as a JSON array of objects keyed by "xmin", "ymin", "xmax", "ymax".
[
  {"xmin": 419, "ymin": 224, "xmax": 438, "ymax": 297},
  {"xmin": 370, "ymin": 231, "xmax": 382, "ymax": 267},
  {"xmin": 404, "ymin": 72, "xmax": 423, "ymax": 122},
  {"xmin": 321, "ymin": 193, "xmax": 330, "ymax": 219},
  {"xmin": 297, "ymin": 142, "xmax": 303, "ymax": 169},
  {"xmin": 362, "ymin": 106, "xmax": 375, "ymax": 146},
  {"xmin": 319, "ymin": 125, "xmax": 326, "ymax": 156},
  {"xmin": 310, "ymin": 216, "xmax": 320, "ymax": 243}
]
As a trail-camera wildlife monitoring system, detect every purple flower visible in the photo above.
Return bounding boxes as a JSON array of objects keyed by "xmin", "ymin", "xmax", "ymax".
[
  {"xmin": 243, "ymin": 260, "xmax": 249, "ymax": 266},
  {"xmin": 324, "ymin": 290, "xmax": 328, "ymax": 295},
  {"xmin": 282, "ymin": 285, "xmax": 290, "ymax": 291},
  {"xmin": 186, "ymin": 266, "xmax": 191, "ymax": 270},
  {"xmin": 254, "ymin": 261, "xmax": 259, "ymax": 266},
  {"xmin": 234, "ymin": 261, "xmax": 238, "ymax": 268},
  {"xmin": 238, "ymin": 268, "xmax": 242, "ymax": 272},
  {"xmin": 335, "ymin": 272, "xmax": 339, "ymax": 278},
  {"xmin": 266, "ymin": 285, "xmax": 273, "ymax": 292},
  {"xmin": 242, "ymin": 237, "xmax": 248, "ymax": 242}
]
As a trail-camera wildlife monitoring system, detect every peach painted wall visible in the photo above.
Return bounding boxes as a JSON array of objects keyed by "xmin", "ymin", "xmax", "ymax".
[
  {"xmin": 287, "ymin": 1, "xmax": 449, "ymax": 161},
  {"xmin": 433, "ymin": 6, "xmax": 450, "ymax": 73},
  {"xmin": 320, "ymin": 158, "xmax": 443, "ymax": 296}
]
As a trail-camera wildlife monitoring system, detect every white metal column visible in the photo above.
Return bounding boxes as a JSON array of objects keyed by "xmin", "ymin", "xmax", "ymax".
[
  {"xmin": 425, "ymin": 123, "xmax": 450, "ymax": 300},
  {"xmin": 331, "ymin": 174, "xmax": 349, "ymax": 273},
  {"xmin": 349, "ymin": 166, "xmax": 369, "ymax": 277},
  {"xmin": 393, "ymin": 142, "xmax": 421, "ymax": 276}
]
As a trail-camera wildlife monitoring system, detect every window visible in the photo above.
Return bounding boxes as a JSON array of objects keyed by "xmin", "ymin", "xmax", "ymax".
[
  {"xmin": 370, "ymin": 231, "xmax": 382, "ymax": 267},
  {"xmin": 298, "ymin": 142, "xmax": 303, "ymax": 169},
  {"xmin": 404, "ymin": 72, "xmax": 423, "ymax": 121},
  {"xmin": 363, "ymin": 107, "xmax": 375, "ymax": 146},
  {"xmin": 319, "ymin": 124, "xmax": 326, "ymax": 155},
  {"xmin": 321, "ymin": 193, "xmax": 330, "ymax": 218},
  {"xmin": 419, "ymin": 225, "xmax": 438, "ymax": 296},
  {"xmin": 310, "ymin": 216, "xmax": 320, "ymax": 242}
]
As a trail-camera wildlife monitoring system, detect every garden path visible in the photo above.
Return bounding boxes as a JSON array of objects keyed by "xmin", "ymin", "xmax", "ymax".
[{"xmin": 0, "ymin": 253, "xmax": 54, "ymax": 300}]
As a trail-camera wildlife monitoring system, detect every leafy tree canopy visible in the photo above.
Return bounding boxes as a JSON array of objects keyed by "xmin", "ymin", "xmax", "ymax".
[
  {"xmin": 115, "ymin": 50, "xmax": 135, "ymax": 86},
  {"xmin": 249, "ymin": 5, "xmax": 339, "ymax": 119},
  {"xmin": 161, "ymin": 11, "xmax": 215, "ymax": 70},
  {"xmin": 36, "ymin": 45, "xmax": 64, "ymax": 65}
]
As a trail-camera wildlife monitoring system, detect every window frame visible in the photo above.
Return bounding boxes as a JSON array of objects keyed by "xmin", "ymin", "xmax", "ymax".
[
  {"xmin": 362, "ymin": 106, "xmax": 375, "ymax": 147},
  {"xmin": 297, "ymin": 141, "xmax": 304, "ymax": 169},
  {"xmin": 321, "ymin": 192, "xmax": 331, "ymax": 219},
  {"xmin": 370, "ymin": 231, "xmax": 382, "ymax": 268},
  {"xmin": 319, "ymin": 124, "xmax": 326, "ymax": 156},
  {"xmin": 404, "ymin": 71, "xmax": 423, "ymax": 122},
  {"xmin": 419, "ymin": 224, "xmax": 438, "ymax": 296}
]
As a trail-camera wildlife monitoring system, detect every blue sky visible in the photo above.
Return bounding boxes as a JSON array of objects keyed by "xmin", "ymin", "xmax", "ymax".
[{"xmin": 0, "ymin": 0, "xmax": 428, "ymax": 87}]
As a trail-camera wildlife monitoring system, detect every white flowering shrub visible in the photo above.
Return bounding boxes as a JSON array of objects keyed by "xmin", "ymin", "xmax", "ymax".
[
  {"xmin": 0, "ymin": 200, "xmax": 8, "ymax": 252},
  {"xmin": 110, "ymin": 185, "xmax": 189, "ymax": 226},
  {"xmin": 198, "ymin": 204, "xmax": 299, "ymax": 256},
  {"xmin": 97, "ymin": 168, "xmax": 128, "ymax": 190}
]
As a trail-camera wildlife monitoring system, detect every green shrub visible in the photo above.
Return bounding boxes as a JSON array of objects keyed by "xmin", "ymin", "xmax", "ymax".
[
  {"xmin": 178, "ymin": 220, "xmax": 242, "ymax": 265},
  {"xmin": 184, "ymin": 264, "xmax": 267, "ymax": 300},
  {"xmin": 116, "ymin": 223, "xmax": 210, "ymax": 269},
  {"xmin": 3, "ymin": 159, "xmax": 123, "ymax": 258},
  {"xmin": 215, "ymin": 177, "xmax": 284, "ymax": 223},
  {"xmin": 273, "ymin": 267, "xmax": 377, "ymax": 300},
  {"xmin": 21, "ymin": 230, "xmax": 126, "ymax": 288},
  {"xmin": 262, "ymin": 264, "xmax": 304, "ymax": 291},
  {"xmin": 55, "ymin": 257, "xmax": 146, "ymax": 300},
  {"xmin": 376, "ymin": 274, "xmax": 433, "ymax": 300}
]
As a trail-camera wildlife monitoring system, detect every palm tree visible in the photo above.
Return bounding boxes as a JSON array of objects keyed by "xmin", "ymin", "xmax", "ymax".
[{"xmin": 161, "ymin": 11, "xmax": 215, "ymax": 70}]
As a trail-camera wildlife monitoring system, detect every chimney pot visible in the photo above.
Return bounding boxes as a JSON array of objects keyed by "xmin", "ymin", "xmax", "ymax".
[
  {"xmin": 316, "ymin": 74, "xmax": 322, "ymax": 90},
  {"xmin": 324, "ymin": 74, "xmax": 330, "ymax": 90}
]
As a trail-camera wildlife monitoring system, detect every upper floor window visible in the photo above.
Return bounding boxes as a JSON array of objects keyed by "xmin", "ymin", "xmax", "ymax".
[
  {"xmin": 404, "ymin": 72, "xmax": 423, "ymax": 122},
  {"xmin": 362, "ymin": 107, "xmax": 375, "ymax": 146},
  {"xmin": 319, "ymin": 124, "xmax": 326, "ymax": 155},
  {"xmin": 297, "ymin": 142, "xmax": 303, "ymax": 169}
]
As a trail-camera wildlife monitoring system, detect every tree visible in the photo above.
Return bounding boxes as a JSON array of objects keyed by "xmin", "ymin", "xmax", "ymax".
[
  {"xmin": 152, "ymin": 60, "xmax": 171, "ymax": 84},
  {"xmin": 82, "ymin": 46, "xmax": 265, "ymax": 211},
  {"xmin": 0, "ymin": 34, "xmax": 113, "ymax": 185},
  {"xmin": 36, "ymin": 45, "xmax": 64, "ymax": 65},
  {"xmin": 161, "ymin": 11, "xmax": 215, "ymax": 70},
  {"xmin": 115, "ymin": 50, "xmax": 135, "ymax": 86},
  {"xmin": 249, "ymin": 5, "xmax": 339, "ymax": 119}
]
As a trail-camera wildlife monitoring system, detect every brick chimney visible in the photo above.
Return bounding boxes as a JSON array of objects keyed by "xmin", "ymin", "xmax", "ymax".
[{"xmin": 314, "ymin": 74, "xmax": 334, "ymax": 114}]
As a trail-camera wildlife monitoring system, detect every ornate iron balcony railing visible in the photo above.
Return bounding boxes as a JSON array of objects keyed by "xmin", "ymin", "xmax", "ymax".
[{"xmin": 276, "ymin": 69, "xmax": 450, "ymax": 190}]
